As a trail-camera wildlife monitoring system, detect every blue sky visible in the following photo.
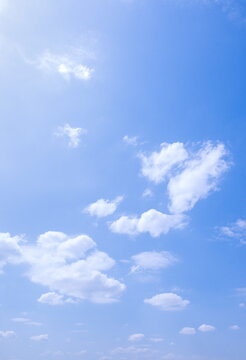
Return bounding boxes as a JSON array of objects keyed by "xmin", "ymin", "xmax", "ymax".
[{"xmin": 0, "ymin": 0, "xmax": 246, "ymax": 359}]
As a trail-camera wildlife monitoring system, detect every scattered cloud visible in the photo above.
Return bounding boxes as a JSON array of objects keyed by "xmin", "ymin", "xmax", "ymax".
[
  {"xmin": 84, "ymin": 196, "xmax": 123, "ymax": 218},
  {"xmin": 179, "ymin": 327, "xmax": 196, "ymax": 335},
  {"xmin": 0, "ymin": 231, "xmax": 125, "ymax": 304},
  {"xmin": 33, "ymin": 50, "xmax": 94, "ymax": 80},
  {"xmin": 198, "ymin": 324, "xmax": 216, "ymax": 332},
  {"xmin": 0, "ymin": 330, "xmax": 15, "ymax": 338},
  {"xmin": 128, "ymin": 333, "xmax": 145, "ymax": 342},
  {"xmin": 55, "ymin": 124, "xmax": 87, "ymax": 148},
  {"xmin": 0, "ymin": 233, "xmax": 23, "ymax": 273},
  {"xmin": 235, "ymin": 288, "xmax": 246, "ymax": 297},
  {"xmin": 219, "ymin": 219, "xmax": 246, "ymax": 244},
  {"xmin": 123, "ymin": 135, "xmax": 138, "ymax": 146},
  {"xmin": 38, "ymin": 292, "xmax": 76, "ymax": 305},
  {"xmin": 131, "ymin": 251, "xmax": 178, "ymax": 273},
  {"xmin": 110, "ymin": 209, "xmax": 187, "ymax": 237},
  {"xmin": 111, "ymin": 346, "xmax": 151, "ymax": 354},
  {"xmin": 142, "ymin": 188, "xmax": 153, "ymax": 198},
  {"xmin": 144, "ymin": 293, "xmax": 190, "ymax": 311},
  {"xmin": 30, "ymin": 334, "xmax": 48, "ymax": 341},
  {"xmin": 168, "ymin": 142, "xmax": 229, "ymax": 213},
  {"xmin": 11, "ymin": 318, "xmax": 42, "ymax": 326},
  {"xmin": 150, "ymin": 337, "xmax": 164, "ymax": 343},
  {"xmin": 230, "ymin": 325, "xmax": 240, "ymax": 330},
  {"xmin": 139, "ymin": 142, "xmax": 188, "ymax": 184}
]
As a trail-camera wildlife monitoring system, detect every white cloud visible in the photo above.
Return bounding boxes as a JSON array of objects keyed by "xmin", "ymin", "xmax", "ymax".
[
  {"xmin": 123, "ymin": 135, "xmax": 138, "ymax": 146},
  {"xmin": 11, "ymin": 318, "xmax": 42, "ymax": 326},
  {"xmin": 144, "ymin": 293, "xmax": 190, "ymax": 311},
  {"xmin": 219, "ymin": 219, "xmax": 246, "ymax": 244},
  {"xmin": 30, "ymin": 334, "xmax": 48, "ymax": 341},
  {"xmin": 111, "ymin": 346, "xmax": 150, "ymax": 354},
  {"xmin": 0, "ymin": 231, "xmax": 125, "ymax": 304},
  {"xmin": 179, "ymin": 327, "xmax": 196, "ymax": 335},
  {"xmin": 128, "ymin": 333, "xmax": 145, "ymax": 342},
  {"xmin": 198, "ymin": 324, "xmax": 216, "ymax": 332},
  {"xmin": 38, "ymin": 292, "xmax": 76, "ymax": 305},
  {"xmin": 0, "ymin": 233, "xmax": 22, "ymax": 272},
  {"xmin": 168, "ymin": 142, "xmax": 229, "ymax": 213},
  {"xmin": 139, "ymin": 142, "xmax": 188, "ymax": 184},
  {"xmin": 84, "ymin": 196, "xmax": 123, "ymax": 218},
  {"xmin": 0, "ymin": 330, "xmax": 15, "ymax": 338},
  {"xmin": 110, "ymin": 209, "xmax": 187, "ymax": 237},
  {"xmin": 142, "ymin": 188, "xmax": 153, "ymax": 198},
  {"xmin": 56, "ymin": 124, "xmax": 87, "ymax": 148},
  {"xmin": 230, "ymin": 325, "xmax": 240, "ymax": 330},
  {"xmin": 131, "ymin": 251, "xmax": 178, "ymax": 273},
  {"xmin": 150, "ymin": 337, "xmax": 164, "ymax": 342},
  {"xmin": 34, "ymin": 50, "xmax": 94, "ymax": 80}
]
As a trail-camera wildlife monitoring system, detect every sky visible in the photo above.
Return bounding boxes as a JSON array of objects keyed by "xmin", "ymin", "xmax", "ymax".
[{"xmin": 0, "ymin": 0, "xmax": 246, "ymax": 359}]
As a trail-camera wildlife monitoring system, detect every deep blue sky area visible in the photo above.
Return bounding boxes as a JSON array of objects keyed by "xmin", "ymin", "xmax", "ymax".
[{"xmin": 0, "ymin": 1, "xmax": 246, "ymax": 359}]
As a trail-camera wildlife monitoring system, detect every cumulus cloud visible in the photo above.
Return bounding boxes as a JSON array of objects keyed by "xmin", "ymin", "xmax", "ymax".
[
  {"xmin": 0, "ymin": 331, "xmax": 15, "ymax": 338},
  {"xmin": 0, "ymin": 233, "xmax": 22, "ymax": 273},
  {"xmin": 168, "ymin": 142, "xmax": 229, "ymax": 213},
  {"xmin": 34, "ymin": 50, "xmax": 94, "ymax": 80},
  {"xmin": 139, "ymin": 142, "xmax": 188, "ymax": 184},
  {"xmin": 0, "ymin": 231, "xmax": 125, "ymax": 304},
  {"xmin": 198, "ymin": 324, "xmax": 216, "ymax": 332},
  {"xmin": 110, "ymin": 209, "xmax": 187, "ymax": 237},
  {"xmin": 144, "ymin": 292, "xmax": 190, "ymax": 311},
  {"xmin": 179, "ymin": 327, "xmax": 196, "ymax": 335},
  {"xmin": 219, "ymin": 219, "xmax": 246, "ymax": 244},
  {"xmin": 128, "ymin": 333, "xmax": 145, "ymax": 342},
  {"xmin": 84, "ymin": 196, "xmax": 123, "ymax": 218},
  {"xmin": 55, "ymin": 124, "xmax": 87, "ymax": 148},
  {"xmin": 30, "ymin": 334, "xmax": 48, "ymax": 341},
  {"xmin": 123, "ymin": 135, "xmax": 138, "ymax": 146},
  {"xmin": 131, "ymin": 251, "xmax": 178, "ymax": 273}
]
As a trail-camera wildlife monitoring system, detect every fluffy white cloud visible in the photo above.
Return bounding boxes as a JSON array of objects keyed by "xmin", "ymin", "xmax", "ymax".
[
  {"xmin": 168, "ymin": 143, "xmax": 229, "ymax": 213},
  {"xmin": 0, "ymin": 331, "xmax": 15, "ymax": 338},
  {"xmin": 84, "ymin": 196, "xmax": 123, "ymax": 218},
  {"xmin": 198, "ymin": 324, "xmax": 216, "ymax": 332},
  {"xmin": 179, "ymin": 327, "xmax": 196, "ymax": 335},
  {"xmin": 0, "ymin": 233, "xmax": 22, "ymax": 273},
  {"xmin": 128, "ymin": 333, "xmax": 145, "ymax": 342},
  {"xmin": 30, "ymin": 334, "xmax": 48, "ymax": 341},
  {"xmin": 0, "ymin": 231, "xmax": 125, "ymax": 304},
  {"xmin": 131, "ymin": 251, "xmax": 178, "ymax": 272},
  {"xmin": 139, "ymin": 142, "xmax": 188, "ymax": 184},
  {"xmin": 110, "ymin": 209, "xmax": 187, "ymax": 237},
  {"xmin": 144, "ymin": 292, "xmax": 189, "ymax": 311},
  {"xmin": 35, "ymin": 50, "xmax": 94, "ymax": 80},
  {"xmin": 219, "ymin": 219, "xmax": 246, "ymax": 244},
  {"xmin": 56, "ymin": 124, "xmax": 87, "ymax": 148},
  {"xmin": 123, "ymin": 135, "xmax": 138, "ymax": 146}
]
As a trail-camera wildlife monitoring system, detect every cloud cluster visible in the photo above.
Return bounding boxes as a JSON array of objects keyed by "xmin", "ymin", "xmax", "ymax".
[
  {"xmin": 219, "ymin": 219, "xmax": 246, "ymax": 244},
  {"xmin": 140, "ymin": 142, "xmax": 229, "ymax": 214},
  {"xmin": 110, "ymin": 209, "xmax": 187, "ymax": 237},
  {"xmin": 0, "ymin": 231, "xmax": 125, "ymax": 304},
  {"xmin": 84, "ymin": 196, "xmax": 123, "ymax": 218},
  {"xmin": 144, "ymin": 292, "xmax": 190, "ymax": 311}
]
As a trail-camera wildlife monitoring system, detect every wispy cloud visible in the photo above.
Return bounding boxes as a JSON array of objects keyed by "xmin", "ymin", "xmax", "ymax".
[{"xmin": 55, "ymin": 124, "xmax": 87, "ymax": 148}]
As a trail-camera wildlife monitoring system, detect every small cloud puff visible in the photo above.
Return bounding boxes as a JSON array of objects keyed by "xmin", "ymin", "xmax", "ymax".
[
  {"xmin": 55, "ymin": 124, "xmax": 87, "ymax": 148},
  {"xmin": 84, "ymin": 196, "xmax": 123, "ymax": 218},
  {"xmin": 144, "ymin": 292, "xmax": 190, "ymax": 311},
  {"xmin": 128, "ymin": 333, "xmax": 145, "ymax": 342}
]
